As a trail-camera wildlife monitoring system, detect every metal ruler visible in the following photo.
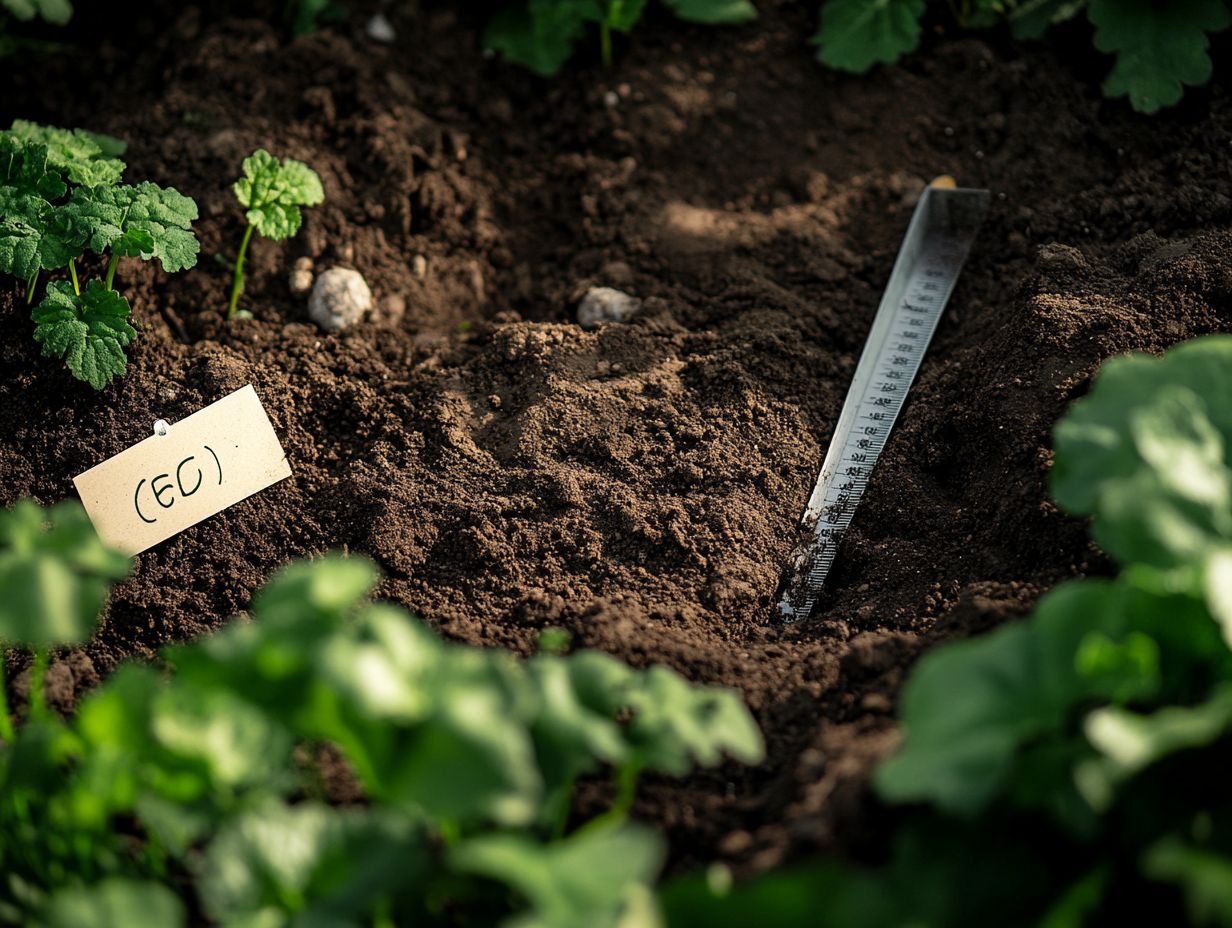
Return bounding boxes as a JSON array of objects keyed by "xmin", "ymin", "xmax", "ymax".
[{"xmin": 776, "ymin": 182, "xmax": 989, "ymax": 623}]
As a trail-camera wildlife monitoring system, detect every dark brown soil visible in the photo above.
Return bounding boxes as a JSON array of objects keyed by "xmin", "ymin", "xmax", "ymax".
[{"xmin": 4, "ymin": 0, "xmax": 1232, "ymax": 874}]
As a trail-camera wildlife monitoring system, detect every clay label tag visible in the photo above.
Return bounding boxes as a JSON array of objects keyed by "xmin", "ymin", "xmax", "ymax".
[{"xmin": 73, "ymin": 385, "xmax": 291, "ymax": 554}]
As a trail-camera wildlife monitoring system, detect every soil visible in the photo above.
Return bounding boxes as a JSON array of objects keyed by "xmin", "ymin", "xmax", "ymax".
[{"xmin": 4, "ymin": 0, "xmax": 1232, "ymax": 875}]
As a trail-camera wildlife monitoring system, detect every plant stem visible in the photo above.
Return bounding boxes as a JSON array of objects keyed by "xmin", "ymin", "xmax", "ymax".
[
  {"xmin": 24, "ymin": 269, "xmax": 38, "ymax": 304},
  {"xmin": 0, "ymin": 649, "xmax": 14, "ymax": 743},
  {"xmin": 575, "ymin": 759, "xmax": 643, "ymax": 835},
  {"xmin": 600, "ymin": 21, "xmax": 612, "ymax": 68},
  {"xmin": 227, "ymin": 223, "xmax": 256, "ymax": 319},
  {"xmin": 104, "ymin": 254, "xmax": 119, "ymax": 291},
  {"xmin": 68, "ymin": 259, "xmax": 80, "ymax": 296},
  {"xmin": 28, "ymin": 649, "xmax": 48, "ymax": 720}
]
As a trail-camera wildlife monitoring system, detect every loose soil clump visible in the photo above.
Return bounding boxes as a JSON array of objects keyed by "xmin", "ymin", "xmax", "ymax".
[{"xmin": 3, "ymin": 0, "xmax": 1232, "ymax": 874}]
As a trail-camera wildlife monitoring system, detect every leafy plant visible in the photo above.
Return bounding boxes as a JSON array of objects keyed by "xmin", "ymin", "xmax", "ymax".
[
  {"xmin": 485, "ymin": 0, "xmax": 757, "ymax": 76},
  {"xmin": 227, "ymin": 148, "xmax": 323, "ymax": 319},
  {"xmin": 812, "ymin": 0, "xmax": 1231, "ymax": 113},
  {"xmin": 0, "ymin": 120, "xmax": 199, "ymax": 388},
  {"xmin": 0, "ymin": 500, "xmax": 763, "ymax": 925},
  {"xmin": 663, "ymin": 335, "xmax": 1232, "ymax": 926}
]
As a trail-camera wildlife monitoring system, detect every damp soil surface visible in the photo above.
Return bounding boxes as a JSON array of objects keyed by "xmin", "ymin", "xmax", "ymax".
[{"xmin": 4, "ymin": 0, "xmax": 1232, "ymax": 875}]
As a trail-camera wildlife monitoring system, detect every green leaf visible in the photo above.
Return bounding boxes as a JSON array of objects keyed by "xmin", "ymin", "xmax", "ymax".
[
  {"xmin": 607, "ymin": 0, "xmax": 648, "ymax": 31},
  {"xmin": 874, "ymin": 577, "xmax": 1222, "ymax": 817},
  {"xmin": 1008, "ymin": 0, "xmax": 1087, "ymax": 40},
  {"xmin": 0, "ymin": 135, "xmax": 67, "ymax": 201},
  {"xmin": 38, "ymin": 879, "xmax": 184, "ymax": 928},
  {"xmin": 69, "ymin": 182, "xmax": 199, "ymax": 272},
  {"xmin": 813, "ymin": 0, "xmax": 926, "ymax": 74},
  {"xmin": 0, "ymin": 499, "xmax": 129, "ymax": 647},
  {"xmin": 7, "ymin": 120, "xmax": 124, "ymax": 187},
  {"xmin": 198, "ymin": 800, "xmax": 424, "ymax": 927},
  {"xmin": 661, "ymin": 0, "xmax": 757, "ymax": 25},
  {"xmin": 1088, "ymin": 0, "xmax": 1232, "ymax": 114},
  {"xmin": 0, "ymin": 193, "xmax": 82, "ymax": 278},
  {"xmin": 625, "ymin": 665, "xmax": 764, "ymax": 775},
  {"xmin": 452, "ymin": 822, "xmax": 664, "ymax": 928},
  {"xmin": 232, "ymin": 149, "xmax": 324, "ymax": 241},
  {"xmin": 484, "ymin": 3, "xmax": 591, "ymax": 77},
  {"xmin": 1053, "ymin": 338, "xmax": 1232, "ymax": 575},
  {"xmin": 32, "ymin": 280, "xmax": 136, "ymax": 389}
]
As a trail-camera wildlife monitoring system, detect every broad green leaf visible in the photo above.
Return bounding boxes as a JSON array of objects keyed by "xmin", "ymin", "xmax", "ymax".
[
  {"xmin": 233, "ymin": 149, "xmax": 324, "ymax": 241},
  {"xmin": 198, "ymin": 800, "xmax": 424, "ymax": 927},
  {"xmin": 1054, "ymin": 338, "xmax": 1232, "ymax": 575},
  {"xmin": 1088, "ymin": 0, "xmax": 1232, "ymax": 114},
  {"xmin": 38, "ymin": 879, "xmax": 184, "ymax": 928},
  {"xmin": 32, "ymin": 280, "xmax": 135, "ymax": 389},
  {"xmin": 874, "ymin": 578, "xmax": 1221, "ymax": 816},
  {"xmin": 661, "ymin": 0, "xmax": 756, "ymax": 25},
  {"xmin": 7, "ymin": 120, "xmax": 124, "ymax": 187},
  {"xmin": 452, "ymin": 822, "xmax": 664, "ymax": 928},
  {"xmin": 813, "ymin": 0, "xmax": 926, "ymax": 74},
  {"xmin": 0, "ymin": 499, "xmax": 129, "ymax": 647},
  {"xmin": 0, "ymin": 135, "xmax": 67, "ymax": 201},
  {"xmin": 625, "ymin": 666, "xmax": 763, "ymax": 775},
  {"xmin": 0, "ymin": 193, "xmax": 82, "ymax": 278},
  {"xmin": 484, "ymin": 3, "xmax": 590, "ymax": 77},
  {"xmin": 69, "ymin": 182, "xmax": 199, "ymax": 272}
]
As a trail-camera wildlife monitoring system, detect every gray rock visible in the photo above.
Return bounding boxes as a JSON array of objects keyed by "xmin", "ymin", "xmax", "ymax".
[
  {"xmin": 309, "ymin": 268, "xmax": 372, "ymax": 332},
  {"xmin": 367, "ymin": 13, "xmax": 396, "ymax": 43},
  {"xmin": 577, "ymin": 286, "xmax": 641, "ymax": 329}
]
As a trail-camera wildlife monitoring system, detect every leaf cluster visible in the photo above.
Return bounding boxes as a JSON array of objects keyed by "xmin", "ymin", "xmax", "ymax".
[
  {"xmin": 664, "ymin": 335, "xmax": 1232, "ymax": 926},
  {"xmin": 0, "ymin": 510, "xmax": 763, "ymax": 926},
  {"xmin": 233, "ymin": 148, "xmax": 323, "ymax": 242},
  {"xmin": 812, "ymin": 0, "xmax": 1231, "ymax": 113},
  {"xmin": 0, "ymin": 121, "xmax": 199, "ymax": 389},
  {"xmin": 484, "ymin": 0, "xmax": 757, "ymax": 76}
]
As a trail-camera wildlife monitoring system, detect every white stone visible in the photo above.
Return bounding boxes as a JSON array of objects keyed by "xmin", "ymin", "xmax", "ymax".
[
  {"xmin": 367, "ymin": 13, "xmax": 396, "ymax": 43},
  {"xmin": 289, "ymin": 256, "xmax": 314, "ymax": 294},
  {"xmin": 309, "ymin": 268, "xmax": 372, "ymax": 332},
  {"xmin": 577, "ymin": 287, "xmax": 641, "ymax": 329}
]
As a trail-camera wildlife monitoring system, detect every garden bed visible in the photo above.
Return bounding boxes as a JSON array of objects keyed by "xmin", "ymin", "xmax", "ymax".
[{"xmin": 3, "ymin": 0, "xmax": 1232, "ymax": 875}]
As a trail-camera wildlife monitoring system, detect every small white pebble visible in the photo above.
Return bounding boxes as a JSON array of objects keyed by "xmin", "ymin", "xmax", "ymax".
[
  {"xmin": 603, "ymin": 90, "xmax": 620, "ymax": 108},
  {"xmin": 309, "ymin": 268, "xmax": 372, "ymax": 333},
  {"xmin": 367, "ymin": 13, "xmax": 396, "ymax": 43},
  {"xmin": 412, "ymin": 254, "xmax": 428, "ymax": 279},
  {"xmin": 577, "ymin": 286, "xmax": 642, "ymax": 329},
  {"xmin": 289, "ymin": 255, "xmax": 314, "ymax": 294}
]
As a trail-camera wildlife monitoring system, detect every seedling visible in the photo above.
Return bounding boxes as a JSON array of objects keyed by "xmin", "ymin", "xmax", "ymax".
[
  {"xmin": 485, "ymin": 0, "xmax": 757, "ymax": 76},
  {"xmin": 227, "ymin": 149, "xmax": 323, "ymax": 319},
  {"xmin": 0, "ymin": 120, "xmax": 198, "ymax": 388}
]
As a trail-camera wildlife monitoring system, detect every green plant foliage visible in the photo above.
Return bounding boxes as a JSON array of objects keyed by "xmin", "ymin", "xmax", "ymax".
[
  {"xmin": 662, "ymin": 334, "xmax": 1232, "ymax": 926},
  {"xmin": 0, "ymin": 503, "xmax": 764, "ymax": 926},
  {"xmin": 227, "ymin": 148, "xmax": 323, "ymax": 318},
  {"xmin": 0, "ymin": 121, "xmax": 198, "ymax": 389},
  {"xmin": 485, "ymin": 0, "xmax": 757, "ymax": 76},
  {"xmin": 810, "ymin": 0, "xmax": 1231, "ymax": 113},
  {"xmin": 69, "ymin": 182, "xmax": 199, "ymax": 272},
  {"xmin": 813, "ymin": 0, "xmax": 925, "ymax": 74},
  {"xmin": 32, "ymin": 280, "xmax": 135, "ymax": 389},
  {"xmin": 1089, "ymin": 0, "xmax": 1231, "ymax": 114},
  {"xmin": 8, "ymin": 120, "xmax": 125, "ymax": 187},
  {"xmin": 0, "ymin": 499, "xmax": 128, "ymax": 647}
]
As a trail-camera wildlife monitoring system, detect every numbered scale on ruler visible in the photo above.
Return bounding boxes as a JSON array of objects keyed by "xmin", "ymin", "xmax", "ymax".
[{"xmin": 776, "ymin": 183, "xmax": 990, "ymax": 623}]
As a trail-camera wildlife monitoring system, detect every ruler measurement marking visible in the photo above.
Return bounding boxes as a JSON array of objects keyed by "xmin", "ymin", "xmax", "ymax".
[{"xmin": 775, "ymin": 186, "xmax": 989, "ymax": 623}]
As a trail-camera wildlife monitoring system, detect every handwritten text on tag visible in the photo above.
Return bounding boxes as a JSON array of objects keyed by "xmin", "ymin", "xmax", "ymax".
[{"xmin": 73, "ymin": 385, "xmax": 292, "ymax": 554}]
